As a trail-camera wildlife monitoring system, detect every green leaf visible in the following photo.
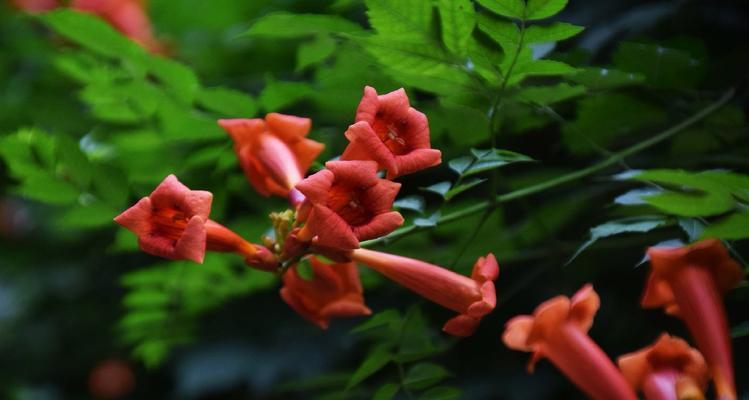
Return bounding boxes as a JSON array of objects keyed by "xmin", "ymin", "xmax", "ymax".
[
  {"xmin": 366, "ymin": 0, "xmax": 434, "ymax": 42},
  {"xmin": 476, "ymin": 0, "xmax": 525, "ymax": 20},
  {"xmin": 259, "ymin": 79, "xmax": 314, "ymax": 112},
  {"xmin": 445, "ymin": 178, "xmax": 486, "ymax": 200},
  {"xmin": 16, "ymin": 172, "xmax": 80, "ymax": 205},
  {"xmin": 427, "ymin": 102, "xmax": 491, "ymax": 145},
  {"xmin": 372, "ymin": 383, "xmax": 400, "ymax": 400},
  {"xmin": 701, "ymin": 211, "xmax": 749, "ymax": 240},
  {"xmin": 513, "ymin": 83, "xmax": 586, "ymax": 106},
  {"xmin": 347, "ymin": 347, "xmax": 392, "ymax": 389},
  {"xmin": 297, "ymin": 35, "xmax": 338, "ymax": 72},
  {"xmin": 524, "ymin": 22, "xmax": 584, "ymax": 43},
  {"xmin": 57, "ymin": 202, "xmax": 119, "ymax": 228},
  {"xmin": 123, "ymin": 290, "xmax": 172, "ymax": 309},
  {"xmin": 525, "ymin": 0, "xmax": 568, "ymax": 21},
  {"xmin": 477, "ymin": 15, "xmax": 519, "ymax": 54},
  {"xmin": 464, "ymin": 148, "xmax": 534, "ymax": 176},
  {"xmin": 417, "ymin": 386, "xmax": 462, "ymax": 400},
  {"xmin": 393, "ymin": 196, "xmax": 425, "ymax": 214},
  {"xmin": 569, "ymin": 67, "xmax": 645, "ymax": 90},
  {"xmin": 569, "ymin": 217, "xmax": 671, "ymax": 262},
  {"xmin": 404, "ymin": 363, "xmax": 450, "ymax": 390},
  {"xmin": 699, "ymin": 170, "xmax": 749, "ymax": 203},
  {"xmin": 508, "ymin": 59, "xmax": 577, "ymax": 85},
  {"xmin": 92, "ymin": 164, "xmax": 129, "ymax": 207},
  {"xmin": 198, "ymin": 87, "xmax": 258, "ymax": 117},
  {"xmin": 562, "ymin": 93, "xmax": 667, "ymax": 155},
  {"xmin": 145, "ymin": 56, "xmax": 201, "ymax": 104},
  {"xmin": 245, "ymin": 12, "xmax": 362, "ymax": 38},
  {"xmin": 423, "ymin": 182, "xmax": 451, "ymax": 198},
  {"xmin": 437, "ymin": 0, "xmax": 475, "ymax": 57},
  {"xmin": 731, "ymin": 321, "xmax": 749, "ymax": 339},
  {"xmin": 38, "ymin": 9, "xmax": 145, "ymax": 61},
  {"xmin": 632, "ymin": 170, "xmax": 736, "ymax": 217},
  {"xmin": 55, "ymin": 135, "xmax": 91, "ymax": 188},
  {"xmin": 612, "ymin": 42, "xmax": 705, "ymax": 89},
  {"xmin": 678, "ymin": 218, "xmax": 705, "ymax": 242},
  {"xmin": 351, "ymin": 309, "xmax": 401, "ymax": 334}
]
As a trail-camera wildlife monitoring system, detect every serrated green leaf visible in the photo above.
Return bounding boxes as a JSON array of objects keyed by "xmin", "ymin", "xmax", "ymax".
[
  {"xmin": 701, "ymin": 211, "xmax": 749, "ymax": 240},
  {"xmin": 513, "ymin": 83, "xmax": 586, "ymax": 105},
  {"xmin": 445, "ymin": 178, "xmax": 486, "ymax": 200},
  {"xmin": 417, "ymin": 386, "xmax": 462, "ymax": 400},
  {"xmin": 404, "ymin": 363, "xmax": 450, "ymax": 390},
  {"xmin": 347, "ymin": 347, "xmax": 392, "ymax": 389},
  {"xmin": 373, "ymin": 383, "xmax": 399, "ymax": 400},
  {"xmin": 260, "ymin": 79, "xmax": 314, "ymax": 111},
  {"xmin": 393, "ymin": 196, "xmax": 425, "ymax": 214},
  {"xmin": 366, "ymin": 0, "xmax": 434, "ymax": 42},
  {"xmin": 525, "ymin": 0, "xmax": 568, "ymax": 20},
  {"xmin": 477, "ymin": 14, "xmax": 519, "ymax": 54},
  {"xmin": 569, "ymin": 67, "xmax": 645, "ymax": 90},
  {"xmin": 438, "ymin": 0, "xmax": 475, "ymax": 57},
  {"xmin": 198, "ymin": 87, "xmax": 257, "ymax": 117},
  {"xmin": 297, "ymin": 35, "xmax": 338, "ymax": 72},
  {"xmin": 476, "ymin": 0, "xmax": 525, "ymax": 19},
  {"xmin": 569, "ymin": 217, "xmax": 670, "ymax": 262},
  {"xmin": 524, "ymin": 22, "xmax": 583, "ymax": 43},
  {"xmin": 245, "ymin": 12, "xmax": 362, "ymax": 38}
]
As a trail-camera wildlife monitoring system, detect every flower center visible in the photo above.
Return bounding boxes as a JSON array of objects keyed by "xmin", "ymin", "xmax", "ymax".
[
  {"xmin": 373, "ymin": 114, "xmax": 410, "ymax": 155},
  {"xmin": 151, "ymin": 207, "xmax": 188, "ymax": 240},
  {"xmin": 326, "ymin": 184, "xmax": 373, "ymax": 226}
]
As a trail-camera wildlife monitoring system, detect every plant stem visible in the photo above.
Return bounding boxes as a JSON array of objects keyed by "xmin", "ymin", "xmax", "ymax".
[{"xmin": 361, "ymin": 89, "xmax": 734, "ymax": 248}]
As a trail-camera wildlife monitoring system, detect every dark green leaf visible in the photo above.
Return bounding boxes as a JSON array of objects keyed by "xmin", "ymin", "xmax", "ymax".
[
  {"xmin": 55, "ymin": 135, "xmax": 91, "ymax": 188},
  {"xmin": 437, "ymin": 0, "xmax": 475, "ymax": 57},
  {"xmin": 731, "ymin": 321, "xmax": 749, "ymax": 339},
  {"xmin": 260, "ymin": 79, "xmax": 314, "ymax": 111},
  {"xmin": 465, "ymin": 148, "xmax": 534, "ymax": 176},
  {"xmin": 351, "ymin": 309, "xmax": 401, "ymax": 334},
  {"xmin": 612, "ymin": 42, "xmax": 705, "ymax": 89},
  {"xmin": 445, "ymin": 178, "xmax": 486, "ymax": 200},
  {"xmin": 16, "ymin": 173, "xmax": 80, "ymax": 205},
  {"xmin": 417, "ymin": 386, "xmax": 462, "ymax": 400},
  {"xmin": 346, "ymin": 347, "xmax": 392, "ymax": 389},
  {"xmin": 245, "ymin": 12, "xmax": 362, "ymax": 38},
  {"xmin": 448, "ymin": 157, "xmax": 472, "ymax": 175},
  {"xmin": 513, "ymin": 83, "xmax": 586, "ymax": 105},
  {"xmin": 372, "ymin": 383, "xmax": 400, "ymax": 400},
  {"xmin": 297, "ymin": 35, "xmax": 338, "ymax": 72},
  {"xmin": 57, "ymin": 202, "xmax": 119, "ymax": 228},
  {"xmin": 404, "ymin": 363, "xmax": 450, "ymax": 390},
  {"xmin": 422, "ymin": 182, "xmax": 451, "ymax": 198},
  {"xmin": 569, "ymin": 217, "xmax": 671, "ymax": 262},
  {"xmin": 92, "ymin": 164, "xmax": 129, "ymax": 207},
  {"xmin": 393, "ymin": 196, "xmax": 426, "ymax": 214},
  {"xmin": 569, "ymin": 67, "xmax": 645, "ymax": 90}
]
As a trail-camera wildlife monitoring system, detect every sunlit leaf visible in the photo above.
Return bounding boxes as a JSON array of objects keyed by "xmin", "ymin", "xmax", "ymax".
[
  {"xmin": 701, "ymin": 211, "xmax": 749, "ymax": 240},
  {"xmin": 245, "ymin": 12, "xmax": 362, "ymax": 38},
  {"xmin": 437, "ymin": 0, "xmax": 475, "ymax": 57},
  {"xmin": 525, "ymin": 0, "xmax": 568, "ymax": 21},
  {"xmin": 524, "ymin": 22, "xmax": 583, "ymax": 44},
  {"xmin": 476, "ymin": 0, "xmax": 525, "ymax": 20}
]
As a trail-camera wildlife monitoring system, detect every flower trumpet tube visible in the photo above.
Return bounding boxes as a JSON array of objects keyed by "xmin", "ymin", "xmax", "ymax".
[
  {"xmin": 503, "ymin": 284, "xmax": 637, "ymax": 400},
  {"xmin": 641, "ymin": 239, "xmax": 744, "ymax": 400},
  {"xmin": 349, "ymin": 249, "xmax": 498, "ymax": 337},
  {"xmin": 280, "ymin": 257, "xmax": 371, "ymax": 329},
  {"xmin": 218, "ymin": 113, "xmax": 324, "ymax": 203},
  {"xmin": 341, "ymin": 86, "xmax": 441, "ymax": 179},
  {"xmin": 294, "ymin": 160, "xmax": 404, "ymax": 251},
  {"xmin": 618, "ymin": 333, "xmax": 708, "ymax": 400},
  {"xmin": 114, "ymin": 174, "xmax": 277, "ymax": 270}
]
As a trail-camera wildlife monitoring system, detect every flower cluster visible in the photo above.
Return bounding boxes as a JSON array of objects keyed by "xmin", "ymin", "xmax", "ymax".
[
  {"xmin": 13, "ymin": 0, "xmax": 164, "ymax": 52},
  {"xmin": 503, "ymin": 239, "xmax": 743, "ymax": 400},
  {"xmin": 115, "ymin": 86, "xmax": 498, "ymax": 337}
]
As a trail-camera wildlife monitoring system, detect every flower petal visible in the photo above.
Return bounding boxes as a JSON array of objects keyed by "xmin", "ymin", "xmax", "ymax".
[
  {"xmin": 266, "ymin": 112, "xmax": 311, "ymax": 141},
  {"xmin": 341, "ymin": 121, "xmax": 398, "ymax": 172},
  {"xmin": 390, "ymin": 148, "xmax": 442, "ymax": 179},
  {"xmin": 182, "ymin": 190, "xmax": 213, "ymax": 219},
  {"xmin": 362, "ymin": 179, "xmax": 401, "ymax": 214},
  {"xmin": 325, "ymin": 160, "xmax": 379, "ymax": 187},
  {"xmin": 569, "ymin": 283, "xmax": 599, "ymax": 333},
  {"xmin": 352, "ymin": 211, "xmax": 404, "ymax": 241},
  {"xmin": 307, "ymin": 205, "xmax": 360, "ymax": 250},
  {"xmin": 295, "ymin": 169, "xmax": 335, "ymax": 204},
  {"xmin": 443, "ymin": 314, "xmax": 480, "ymax": 337},
  {"xmin": 114, "ymin": 197, "xmax": 153, "ymax": 236},
  {"xmin": 174, "ymin": 215, "xmax": 207, "ymax": 264}
]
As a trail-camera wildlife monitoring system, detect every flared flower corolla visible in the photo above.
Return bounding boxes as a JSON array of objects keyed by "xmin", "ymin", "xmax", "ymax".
[
  {"xmin": 350, "ymin": 249, "xmax": 498, "ymax": 337},
  {"xmin": 295, "ymin": 160, "xmax": 403, "ymax": 251},
  {"xmin": 280, "ymin": 257, "xmax": 371, "ymax": 329},
  {"xmin": 618, "ymin": 333, "xmax": 708, "ymax": 400},
  {"xmin": 503, "ymin": 284, "xmax": 637, "ymax": 400},
  {"xmin": 641, "ymin": 239, "xmax": 744, "ymax": 400},
  {"xmin": 114, "ymin": 175, "xmax": 277, "ymax": 270},
  {"xmin": 219, "ymin": 113, "xmax": 324, "ymax": 202},
  {"xmin": 341, "ymin": 86, "xmax": 441, "ymax": 179}
]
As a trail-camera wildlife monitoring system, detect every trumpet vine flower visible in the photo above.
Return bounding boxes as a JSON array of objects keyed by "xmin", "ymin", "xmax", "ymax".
[
  {"xmin": 219, "ymin": 113, "xmax": 324, "ymax": 203},
  {"xmin": 280, "ymin": 257, "xmax": 371, "ymax": 329},
  {"xmin": 349, "ymin": 249, "xmax": 498, "ymax": 337},
  {"xmin": 641, "ymin": 239, "xmax": 744, "ymax": 400},
  {"xmin": 503, "ymin": 284, "xmax": 637, "ymax": 400},
  {"xmin": 341, "ymin": 86, "xmax": 441, "ymax": 179},
  {"xmin": 114, "ymin": 174, "xmax": 277, "ymax": 270},
  {"xmin": 618, "ymin": 333, "xmax": 708, "ymax": 400},
  {"xmin": 295, "ymin": 160, "xmax": 403, "ymax": 251}
]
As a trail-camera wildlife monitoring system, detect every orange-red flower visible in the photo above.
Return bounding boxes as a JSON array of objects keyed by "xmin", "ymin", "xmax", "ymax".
[
  {"xmin": 641, "ymin": 239, "xmax": 744, "ymax": 400},
  {"xmin": 295, "ymin": 160, "xmax": 403, "ymax": 251},
  {"xmin": 280, "ymin": 257, "xmax": 371, "ymax": 329},
  {"xmin": 503, "ymin": 284, "xmax": 637, "ymax": 400},
  {"xmin": 350, "ymin": 249, "xmax": 498, "ymax": 337},
  {"xmin": 618, "ymin": 333, "xmax": 708, "ymax": 400},
  {"xmin": 114, "ymin": 174, "xmax": 277, "ymax": 270},
  {"xmin": 11, "ymin": 0, "xmax": 58, "ymax": 12},
  {"xmin": 88, "ymin": 359, "xmax": 135, "ymax": 399},
  {"xmin": 219, "ymin": 113, "xmax": 324, "ymax": 202},
  {"xmin": 341, "ymin": 86, "xmax": 441, "ymax": 179},
  {"xmin": 70, "ymin": 0, "xmax": 164, "ymax": 53}
]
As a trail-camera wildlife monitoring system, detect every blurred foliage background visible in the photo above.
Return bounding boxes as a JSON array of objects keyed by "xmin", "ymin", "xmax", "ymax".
[{"xmin": 0, "ymin": 0, "xmax": 748, "ymax": 398}]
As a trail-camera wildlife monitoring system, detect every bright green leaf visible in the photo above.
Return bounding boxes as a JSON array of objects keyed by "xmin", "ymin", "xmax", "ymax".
[
  {"xmin": 524, "ymin": 22, "xmax": 584, "ymax": 43},
  {"xmin": 476, "ymin": 0, "xmax": 525, "ymax": 20},
  {"xmin": 701, "ymin": 211, "xmax": 749, "ymax": 240},
  {"xmin": 198, "ymin": 87, "xmax": 258, "ymax": 117},
  {"xmin": 632, "ymin": 170, "xmax": 736, "ymax": 217},
  {"xmin": 245, "ymin": 12, "xmax": 362, "ymax": 38},
  {"xmin": 438, "ymin": 0, "xmax": 475, "ymax": 57},
  {"xmin": 366, "ymin": 0, "xmax": 434, "ymax": 42},
  {"xmin": 525, "ymin": 0, "xmax": 568, "ymax": 21},
  {"xmin": 259, "ymin": 79, "xmax": 314, "ymax": 111},
  {"xmin": 145, "ymin": 56, "xmax": 201, "ymax": 104},
  {"xmin": 57, "ymin": 202, "xmax": 119, "ymax": 228},
  {"xmin": 16, "ymin": 173, "xmax": 80, "ymax": 205},
  {"xmin": 477, "ymin": 14, "xmax": 519, "ymax": 54}
]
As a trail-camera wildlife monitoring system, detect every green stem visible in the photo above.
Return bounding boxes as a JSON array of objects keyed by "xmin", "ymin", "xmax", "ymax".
[{"xmin": 361, "ymin": 89, "xmax": 734, "ymax": 248}]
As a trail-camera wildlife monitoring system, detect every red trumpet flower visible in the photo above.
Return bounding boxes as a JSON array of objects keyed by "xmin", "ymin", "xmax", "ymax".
[
  {"xmin": 114, "ymin": 174, "xmax": 277, "ymax": 270},
  {"xmin": 350, "ymin": 249, "xmax": 498, "ymax": 337},
  {"xmin": 219, "ymin": 113, "xmax": 324, "ymax": 202},
  {"xmin": 280, "ymin": 257, "xmax": 371, "ymax": 329},
  {"xmin": 295, "ymin": 160, "xmax": 403, "ymax": 251},
  {"xmin": 341, "ymin": 86, "xmax": 441, "ymax": 179},
  {"xmin": 503, "ymin": 284, "xmax": 637, "ymax": 400},
  {"xmin": 618, "ymin": 333, "xmax": 708, "ymax": 400},
  {"xmin": 70, "ymin": 0, "xmax": 164, "ymax": 53},
  {"xmin": 641, "ymin": 239, "xmax": 744, "ymax": 400}
]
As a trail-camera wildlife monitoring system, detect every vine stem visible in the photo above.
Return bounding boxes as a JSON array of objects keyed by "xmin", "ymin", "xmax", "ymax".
[{"xmin": 361, "ymin": 88, "xmax": 735, "ymax": 248}]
